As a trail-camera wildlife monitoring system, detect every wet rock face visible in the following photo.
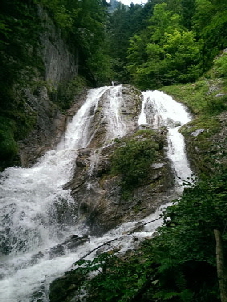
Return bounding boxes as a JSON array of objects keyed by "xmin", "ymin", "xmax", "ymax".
[
  {"xmin": 19, "ymin": 88, "xmax": 88, "ymax": 167},
  {"xmin": 38, "ymin": 5, "xmax": 78, "ymax": 88},
  {"xmin": 87, "ymin": 85, "xmax": 142, "ymax": 148},
  {"xmin": 18, "ymin": 87, "xmax": 65, "ymax": 166},
  {"xmin": 18, "ymin": 6, "xmax": 81, "ymax": 167},
  {"xmin": 67, "ymin": 136, "xmax": 173, "ymax": 236},
  {"xmin": 19, "ymin": 84, "xmax": 174, "ymax": 234}
]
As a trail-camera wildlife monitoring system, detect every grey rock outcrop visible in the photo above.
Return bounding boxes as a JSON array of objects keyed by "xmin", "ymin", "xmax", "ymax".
[
  {"xmin": 18, "ymin": 87, "xmax": 65, "ymax": 166},
  {"xmin": 66, "ymin": 143, "xmax": 172, "ymax": 236},
  {"xmin": 18, "ymin": 6, "xmax": 81, "ymax": 167},
  {"xmin": 37, "ymin": 5, "xmax": 78, "ymax": 88}
]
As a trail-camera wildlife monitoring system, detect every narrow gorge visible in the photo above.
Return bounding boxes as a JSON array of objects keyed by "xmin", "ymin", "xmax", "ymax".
[{"xmin": 0, "ymin": 84, "xmax": 193, "ymax": 301}]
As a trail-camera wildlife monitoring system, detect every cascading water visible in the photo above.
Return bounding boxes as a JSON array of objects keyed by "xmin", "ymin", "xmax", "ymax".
[
  {"xmin": 103, "ymin": 85, "xmax": 127, "ymax": 141},
  {"xmin": 139, "ymin": 90, "xmax": 193, "ymax": 191},
  {"xmin": 0, "ymin": 86, "xmax": 193, "ymax": 302}
]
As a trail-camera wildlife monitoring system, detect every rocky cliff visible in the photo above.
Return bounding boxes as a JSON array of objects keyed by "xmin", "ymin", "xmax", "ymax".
[{"xmin": 17, "ymin": 5, "xmax": 82, "ymax": 167}]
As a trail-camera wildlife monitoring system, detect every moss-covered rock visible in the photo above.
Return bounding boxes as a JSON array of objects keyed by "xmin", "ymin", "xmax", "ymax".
[{"xmin": 180, "ymin": 113, "xmax": 227, "ymax": 176}]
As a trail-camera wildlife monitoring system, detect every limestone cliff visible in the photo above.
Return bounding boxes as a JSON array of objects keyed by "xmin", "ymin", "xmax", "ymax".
[{"xmin": 18, "ymin": 5, "xmax": 82, "ymax": 167}]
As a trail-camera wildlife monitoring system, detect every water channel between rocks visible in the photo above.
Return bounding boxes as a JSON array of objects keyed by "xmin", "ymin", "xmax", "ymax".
[{"xmin": 0, "ymin": 85, "xmax": 193, "ymax": 302}]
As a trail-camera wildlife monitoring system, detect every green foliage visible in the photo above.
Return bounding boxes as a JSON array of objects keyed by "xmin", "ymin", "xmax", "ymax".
[
  {"xmin": 146, "ymin": 168, "xmax": 227, "ymax": 301},
  {"xmin": 83, "ymin": 170, "xmax": 227, "ymax": 302},
  {"xmin": 126, "ymin": 2, "xmax": 203, "ymax": 89},
  {"xmin": 180, "ymin": 116, "xmax": 219, "ymax": 137},
  {"xmin": 49, "ymin": 248, "xmax": 156, "ymax": 302},
  {"xmin": 162, "ymin": 30, "xmax": 201, "ymax": 82},
  {"xmin": 108, "ymin": 2, "xmax": 153, "ymax": 82},
  {"xmin": 124, "ymin": 0, "xmax": 227, "ymax": 89},
  {"xmin": 111, "ymin": 132, "xmax": 159, "ymax": 196},
  {"xmin": 0, "ymin": 0, "xmax": 42, "ymax": 110},
  {"xmin": 85, "ymin": 252, "xmax": 154, "ymax": 302},
  {"xmin": 193, "ymin": 0, "xmax": 227, "ymax": 69},
  {"xmin": 162, "ymin": 76, "xmax": 227, "ymax": 116},
  {"xmin": 213, "ymin": 53, "xmax": 227, "ymax": 78},
  {"xmin": 50, "ymin": 169, "xmax": 227, "ymax": 301},
  {"xmin": 205, "ymin": 95, "xmax": 227, "ymax": 115},
  {"xmin": 181, "ymin": 0, "xmax": 196, "ymax": 30},
  {"xmin": 54, "ymin": 76, "xmax": 87, "ymax": 110}
]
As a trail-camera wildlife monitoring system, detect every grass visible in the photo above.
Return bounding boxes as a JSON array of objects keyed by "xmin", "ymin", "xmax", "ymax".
[{"xmin": 161, "ymin": 78, "xmax": 227, "ymax": 116}]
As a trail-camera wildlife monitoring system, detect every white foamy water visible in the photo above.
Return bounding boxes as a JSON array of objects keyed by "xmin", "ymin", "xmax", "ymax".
[
  {"xmin": 139, "ymin": 90, "xmax": 193, "ymax": 190},
  {"xmin": 0, "ymin": 87, "xmax": 192, "ymax": 301},
  {"xmin": 103, "ymin": 85, "xmax": 128, "ymax": 142},
  {"xmin": 57, "ymin": 87, "xmax": 109, "ymax": 151}
]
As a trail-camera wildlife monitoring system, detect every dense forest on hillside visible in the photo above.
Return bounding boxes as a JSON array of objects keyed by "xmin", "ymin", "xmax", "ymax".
[
  {"xmin": 110, "ymin": 0, "xmax": 227, "ymax": 88},
  {"xmin": 1, "ymin": 0, "xmax": 227, "ymax": 301}
]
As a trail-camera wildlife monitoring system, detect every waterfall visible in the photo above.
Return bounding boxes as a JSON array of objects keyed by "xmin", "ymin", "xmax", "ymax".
[
  {"xmin": 103, "ymin": 85, "xmax": 127, "ymax": 141},
  {"xmin": 57, "ymin": 87, "xmax": 109, "ymax": 151},
  {"xmin": 0, "ymin": 86, "xmax": 192, "ymax": 301},
  {"xmin": 139, "ymin": 90, "xmax": 193, "ymax": 190}
]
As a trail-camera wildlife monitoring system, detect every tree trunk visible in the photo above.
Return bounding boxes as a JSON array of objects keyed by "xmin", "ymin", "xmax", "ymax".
[{"xmin": 214, "ymin": 229, "xmax": 227, "ymax": 302}]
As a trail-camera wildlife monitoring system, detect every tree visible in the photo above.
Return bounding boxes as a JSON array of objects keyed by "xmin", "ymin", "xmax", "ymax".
[
  {"xmin": 127, "ymin": 3, "xmax": 202, "ymax": 88},
  {"xmin": 162, "ymin": 29, "xmax": 201, "ymax": 83},
  {"xmin": 214, "ymin": 229, "xmax": 227, "ymax": 302},
  {"xmin": 181, "ymin": 0, "xmax": 196, "ymax": 29},
  {"xmin": 108, "ymin": 3, "xmax": 147, "ymax": 82},
  {"xmin": 152, "ymin": 169, "xmax": 227, "ymax": 301},
  {"xmin": 193, "ymin": 0, "xmax": 227, "ymax": 70}
]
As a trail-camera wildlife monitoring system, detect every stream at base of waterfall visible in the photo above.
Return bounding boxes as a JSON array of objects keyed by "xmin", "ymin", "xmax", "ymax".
[{"xmin": 0, "ymin": 86, "xmax": 192, "ymax": 302}]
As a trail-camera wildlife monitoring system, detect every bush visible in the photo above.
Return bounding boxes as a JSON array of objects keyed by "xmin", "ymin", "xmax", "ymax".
[
  {"xmin": 213, "ymin": 54, "xmax": 227, "ymax": 78},
  {"xmin": 205, "ymin": 95, "xmax": 227, "ymax": 115},
  {"xmin": 54, "ymin": 76, "xmax": 87, "ymax": 111},
  {"xmin": 111, "ymin": 133, "xmax": 159, "ymax": 194}
]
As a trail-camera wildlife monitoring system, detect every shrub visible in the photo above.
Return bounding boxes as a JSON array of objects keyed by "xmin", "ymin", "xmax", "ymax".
[
  {"xmin": 111, "ymin": 133, "xmax": 159, "ymax": 194},
  {"xmin": 213, "ymin": 54, "xmax": 227, "ymax": 78}
]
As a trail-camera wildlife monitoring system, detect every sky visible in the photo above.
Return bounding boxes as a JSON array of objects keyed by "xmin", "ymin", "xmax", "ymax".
[{"xmin": 107, "ymin": 0, "xmax": 148, "ymax": 5}]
